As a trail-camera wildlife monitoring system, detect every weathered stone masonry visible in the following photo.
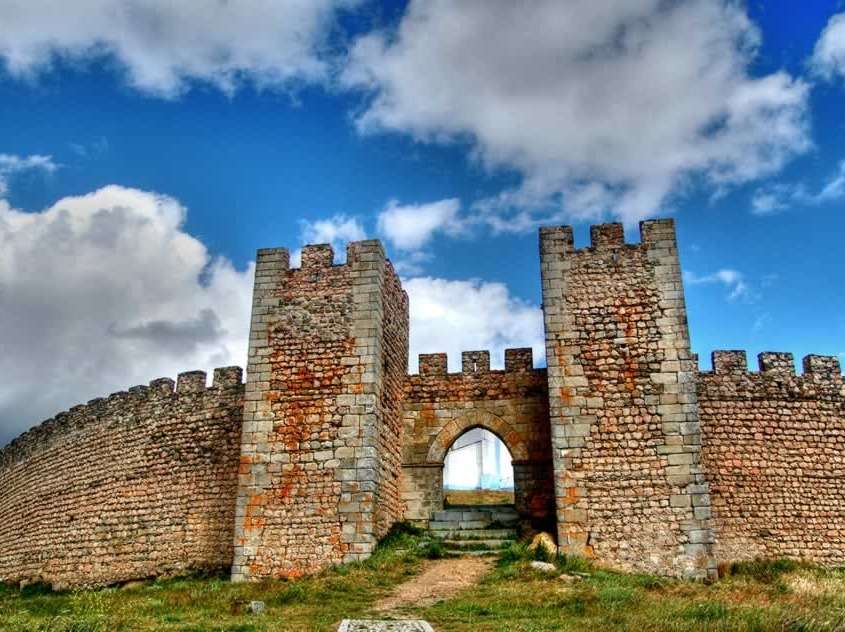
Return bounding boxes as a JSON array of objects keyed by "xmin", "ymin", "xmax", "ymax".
[
  {"xmin": 540, "ymin": 220, "xmax": 715, "ymax": 580},
  {"xmin": 0, "ymin": 368, "xmax": 244, "ymax": 589},
  {"xmin": 401, "ymin": 349, "xmax": 555, "ymax": 533},
  {"xmin": 698, "ymin": 351, "xmax": 845, "ymax": 567},
  {"xmin": 1, "ymin": 220, "xmax": 844, "ymax": 589},
  {"xmin": 231, "ymin": 242, "xmax": 408, "ymax": 581}
]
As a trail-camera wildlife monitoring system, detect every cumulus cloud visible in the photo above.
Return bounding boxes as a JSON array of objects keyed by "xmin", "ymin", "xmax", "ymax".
[
  {"xmin": 0, "ymin": 153, "xmax": 57, "ymax": 195},
  {"xmin": 751, "ymin": 161, "xmax": 845, "ymax": 215},
  {"xmin": 811, "ymin": 12, "xmax": 845, "ymax": 81},
  {"xmin": 0, "ymin": 185, "xmax": 253, "ymax": 444},
  {"xmin": 293, "ymin": 214, "xmax": 366, "ymax": 265},
  {"xmin": 0, "ymin": 0, "xmax": 357, "ymax": 97},
  {"xmin": 375, "ymin": 198, "xmax": 465, "ymax": 274},
  {"xmin": 684, "ymin": 268, "xmax": 750, "ymax": 301},
  {"xmin": 376, "ymin": 198, "xmax": 463, "ymax": 251},
  {"xmin": 108, "ymin": 308, "xmax": 226, "ymax": 355},
  {"xmin": 342, "ymin": 0, "xmax": 810, "ymax": 227},
  {"xmin": 404, "ymin": 277, "xmax": 544, "ymax": 374},
  {"xmin": 293, "ymin": 201, "xmax": 467, "ymax": 274}
]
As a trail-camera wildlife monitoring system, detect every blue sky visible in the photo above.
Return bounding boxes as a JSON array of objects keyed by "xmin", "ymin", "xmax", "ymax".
[{"xmin": 0, "ymin": 0, "xmax": 843, "ymax": 443}]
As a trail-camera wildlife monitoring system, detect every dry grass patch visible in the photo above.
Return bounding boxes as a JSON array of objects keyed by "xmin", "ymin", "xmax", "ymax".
[
  {"xmin": 2, "ymin": 534, "xmax": 844, "ymax": 632},
  {"xmin": 445, "ymin": 489, "xmax": 515, "ymax": 506}
]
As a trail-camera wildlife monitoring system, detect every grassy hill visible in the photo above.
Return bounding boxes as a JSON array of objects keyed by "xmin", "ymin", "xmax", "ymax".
[{"xmin": 2, "ymin": 525, "xmax": 844, "ymax": 631}]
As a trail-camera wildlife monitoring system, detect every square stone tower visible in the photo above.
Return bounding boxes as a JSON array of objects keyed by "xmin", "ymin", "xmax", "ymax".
[
  {"xmin": 231, "ymin": 241, "xmax": 408, "ymax": 581},
  {"xmin": 540, "ymin": 219, "xmax": 715, "ymax": 579}
]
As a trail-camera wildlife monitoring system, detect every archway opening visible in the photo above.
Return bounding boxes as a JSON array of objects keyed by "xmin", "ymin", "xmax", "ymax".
[{"xmin": 442, "ymin": 428, "xmax": 515, "ymax": 507}]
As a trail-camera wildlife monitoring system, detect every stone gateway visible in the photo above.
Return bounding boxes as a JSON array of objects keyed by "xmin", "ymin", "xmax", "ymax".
[{"xmin": 1, "ymin": 219, "xmax": 843, "ymax": 589}]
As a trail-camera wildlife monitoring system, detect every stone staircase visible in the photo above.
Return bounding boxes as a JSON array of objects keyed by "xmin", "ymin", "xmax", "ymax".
[{"xmin": 428, "ymin": 504, "xmax": 519, "ymax": 556}]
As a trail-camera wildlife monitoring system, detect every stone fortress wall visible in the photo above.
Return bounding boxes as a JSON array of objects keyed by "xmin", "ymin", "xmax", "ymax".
[
  {"xmin": 0, "ymin": 219, "xmax": 843, "ymax": 589},
  {"xmin": 0, "ymin": 367, "xmax": 244, "ymax": 589},
  {"xmin": 698, "ymin": 350, "xmax": 845, "ymax": 566}
]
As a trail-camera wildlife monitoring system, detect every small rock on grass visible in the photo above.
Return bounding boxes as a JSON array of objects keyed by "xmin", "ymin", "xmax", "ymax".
[
  {"xmin": 558, "ymin": 573, "xmax": 582, "ymax": 583},
  {"xmin": 529, "ymin": 561, "xmax": 557, "ymax": 574},
  {"xmin": 338, "ymin": 620, "xmax": 434, "ymax": 631},
  {"xmin": 528, "ymin": 532, "xmax": 558, "ymax": 558},
  {"xmin": 249, "ymin": 600, "xmax": 266, "ymax": 615},
  {"xmin": 120, "ymin": 580, "xmax": 148, "ymax": 591}
]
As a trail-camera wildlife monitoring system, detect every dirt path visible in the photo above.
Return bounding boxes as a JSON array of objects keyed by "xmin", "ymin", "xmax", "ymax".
[{"xmin": 375, "ymin": 557, "xmax": 493, "ymax": 613}]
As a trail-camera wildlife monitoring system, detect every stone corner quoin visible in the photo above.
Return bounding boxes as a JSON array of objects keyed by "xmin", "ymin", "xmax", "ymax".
[{"xmin": 0, "ymin": 220, "xmax": 843, "ymax": 589}]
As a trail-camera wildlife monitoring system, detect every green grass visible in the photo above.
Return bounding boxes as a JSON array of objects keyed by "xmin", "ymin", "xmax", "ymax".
[{"xmin": 2, "ymin": 532, "xmax": 844, "ymax": 631}]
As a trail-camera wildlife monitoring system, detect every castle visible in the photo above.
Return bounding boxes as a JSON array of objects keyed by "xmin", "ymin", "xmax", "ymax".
[{"xmin": 1, "ymin": 219, "xmax": 843, "ymax": 589}]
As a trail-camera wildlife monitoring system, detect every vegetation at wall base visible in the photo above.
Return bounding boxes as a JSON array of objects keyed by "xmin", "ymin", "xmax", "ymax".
[{"xmin": 1, "ymin": 529, "xmax": 844, "ymax": 631}]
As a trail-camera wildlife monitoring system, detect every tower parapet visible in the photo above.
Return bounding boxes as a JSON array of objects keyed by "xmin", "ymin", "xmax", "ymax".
[
  {"xmin": 231, "ymin": 238, "xmax": 409, "ymax": 581},
  {"xmin": 540, "ymin": 219, "xmax": 716, "ymax": 580}
]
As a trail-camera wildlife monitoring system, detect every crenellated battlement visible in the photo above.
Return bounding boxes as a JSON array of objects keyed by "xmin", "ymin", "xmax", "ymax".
[
  {"xmin": 0, "ymin": 365, "xmax": 245, "ymax": 589},
  {"xmin": 300, "ymin": 243, "xmax": 334, "ymax": 268},
  {"xmin": 539, "ymin": 218, "xmax": 678, "ymax": 257},
  {"xmin": 804, "ymin": 354, "xmax": 842, "ymax": 378},
  {"xmin": 700, "ymin": 350, "xmax": 843, "ymax": 382},
  {"xmin": 0, "ymin": 366, "xmax": 244, "ymax": 468},
  {"xmin": 418, "ymin": 352, "xmax": 447, "ymax": 376},
  {"xmin": 462, "ymin": 350, "xmax": 490, "ymax": 374},
  {"xmin": 590, "ymin": 222, "xmax": 625, "ymax": 248},
  {"xmin": 256, "ymin": 240, "xmax": 393, "ymax": 278},
  {"xmin": 414, "ymin": 347, "xmax": 538, "ymax": 376},
  {"xmin": 697, "ymin": 349, "xmax": 845, "ymax": 568}
]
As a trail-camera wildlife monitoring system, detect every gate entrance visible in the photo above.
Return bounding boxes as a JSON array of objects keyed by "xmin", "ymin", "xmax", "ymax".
[{"xmin": 443, "ymin": 427, "xmax": 514, "ymax": 507}]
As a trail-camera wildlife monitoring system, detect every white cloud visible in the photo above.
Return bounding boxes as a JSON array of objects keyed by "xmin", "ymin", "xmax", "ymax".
[
  {"xmin": 301, "ymin": 213, "xmax": 366, "ymax": 246},
  {"xmin": 293, "ymin": 214, "xmax": 367, "ymax": 266},
  {"xmin": 0, "ymin": 0, "xmax": 357, "ymax": 97},
  {"xmin": 684, "ymin": 268, "xmax": 750, "ymax": 301},
  {"xmin": 751, "ymin": 161, "xmax": 845, "ymax": 215},
  {"xmin": 811, "ymin": 12, "xmax": 845, "ymax": 82},
  {"xmin": 0, "ymin": 185, "xmax": 253, "ymax": 444},
  {"xmin": 389, "ymin": 250, "xmax": 431, "ymax": 277},
  {"xmin": 0, "ymin": 153, "xmax": 57, "ymax": 195},
  {"xmin": 69, "ymin": 137, "xmax": 109, "ymax": 159},
  {"xmin": 376, "ymin": 198, "xmax": 462, "ymax": 251},
  {"xmin": 404, "ymin": 277, "xmax": 544, "ymax": 373},
  {"xmin": 750, "ymin": 187, "xmax": 790, "ymax": 215},
  {"xmin": 818, "ymin": 162, "xmax": 845, "ymax": 200},
  {"xmin": 343, "ymin": 0, "xmax": 810, "ymax": 228},
  {"xmin": 751, "ymin": 312, "xmax": 770, "ymax": 334},
  {"xmin": 292, "ymin": 200, "xmax": 465, "ymax": 274}
]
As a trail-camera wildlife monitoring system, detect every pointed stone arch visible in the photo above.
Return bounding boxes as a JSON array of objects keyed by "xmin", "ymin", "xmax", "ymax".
[{"xmin": 426, "ymin": 409, "xmax": 529, "ymax": 464}]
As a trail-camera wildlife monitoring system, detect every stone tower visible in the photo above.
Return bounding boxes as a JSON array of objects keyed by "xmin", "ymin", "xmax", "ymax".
[
  {"xmin": 539, "ymin": 219, "xmax": 716, "ymax": 579},
  {"xmin": 231, "ymin": 241, "xmax": 408, "ymax": 581}
]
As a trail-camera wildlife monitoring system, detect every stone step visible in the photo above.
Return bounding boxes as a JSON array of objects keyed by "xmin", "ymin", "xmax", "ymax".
[
  {"xmin": 444, "ymin": 510, "xmax": 518, "ymax": 520},
  {"xmin": 444, "ymin": 549, "xmax": 500, "ymax": 558},
  {"xmin": 430, "ymin": 528, "xmax": 517, "ymax": 540},
  {"xmin": 445, "ymin": 503, "xmax": 517, "ymax": 512},
  {"xmin": 441, "ymin": 539, "xmax": 513, "ymax": 549},
  {"xmin": 429, "ymin": 517, "xmax": 519, "ymax": 529},
  {"xmin": 429, "ymin": 520, "xmax": 490, "ymax": 531},
  {"xmin": 439, "ymin": 504, "xmax": 518, "ymax": 515},
  {"xmin": 431, "ymin": 509, "xmax": 519, "ymax": 524}
]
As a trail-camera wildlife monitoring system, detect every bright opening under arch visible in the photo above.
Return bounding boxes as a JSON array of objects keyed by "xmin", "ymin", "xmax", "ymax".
[{"xmin": 443, "ymin": 428, "xmax": 515, "ymax": 505}]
